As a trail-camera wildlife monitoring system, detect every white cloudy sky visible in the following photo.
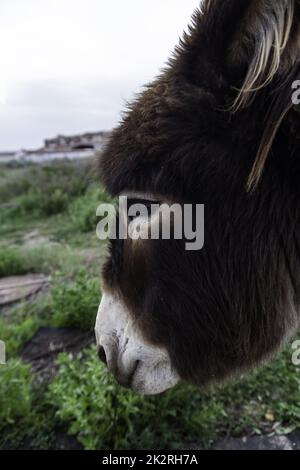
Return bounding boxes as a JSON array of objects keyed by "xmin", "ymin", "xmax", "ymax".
[{"xmin": 0, "ymin": 0, "xmax": 199, "ymax": 150}]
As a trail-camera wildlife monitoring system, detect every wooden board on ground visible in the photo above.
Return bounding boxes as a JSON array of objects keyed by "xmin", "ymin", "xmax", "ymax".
[{"xmin": 0, "ymin": 274, "xmax": 49, "ymax": 306}]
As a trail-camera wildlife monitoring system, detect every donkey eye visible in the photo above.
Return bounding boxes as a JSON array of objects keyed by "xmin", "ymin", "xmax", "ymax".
[{"xmin": 127, "ymin": 198, "xmax": 160, "ymax": 222}]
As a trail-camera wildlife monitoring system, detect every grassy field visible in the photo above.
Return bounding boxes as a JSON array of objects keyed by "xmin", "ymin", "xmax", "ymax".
[{"xmin": 0, "ymin": 159, "xmax": 299, "ymax": 450}]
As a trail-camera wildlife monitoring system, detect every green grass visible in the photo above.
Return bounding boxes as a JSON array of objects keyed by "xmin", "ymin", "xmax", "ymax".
[
  {"xmin": 2, "ymin": 338, "xmax": 298, "ymax": 450},
  {"xmin": 0, "ymin": 266, "xmax": 100, "ymax": 360},
  {"xmin": 0, "ymin": 243, "xmax": 95, "ymax": 278},
  {"xmin": 0, "ymin": 159, "xmax": 92, "ymax": 208},
  {"xmin": 0, "ymin": 244, "xmax": 62, "ymax": 277},
  {"xmin": 0, "ymin": 159, "xmax": 106, "ymax": 244},
  {"xmin": 0, "ymin": 160, "xmax": 108, "ymax": 448},
  {"xmin": 0, "ymin": 246, "xmax": 26, "ymax": 277}
]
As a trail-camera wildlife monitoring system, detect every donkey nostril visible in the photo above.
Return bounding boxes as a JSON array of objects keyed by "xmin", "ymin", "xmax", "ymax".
[{"xmin": 98, "ymin": 346, "xmax": 107, "ymax": 366}]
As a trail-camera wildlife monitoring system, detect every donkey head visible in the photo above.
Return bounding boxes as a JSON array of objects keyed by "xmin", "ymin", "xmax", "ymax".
[{"xmin": 95, "ymin": 0, "xmax": 300, "ymax": 394}]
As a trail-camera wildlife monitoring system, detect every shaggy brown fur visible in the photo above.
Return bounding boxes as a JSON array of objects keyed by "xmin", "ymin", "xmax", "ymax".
[{"xmin": 98, "ymin": 0, "xmax": 300, "ymax": 387}]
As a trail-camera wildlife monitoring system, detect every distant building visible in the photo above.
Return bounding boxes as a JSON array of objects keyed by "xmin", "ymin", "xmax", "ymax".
[
  {"xmin": 0, "ymin": 131, "xmax": 111, "ymax": 164},
  {"xmin": 43, "ymin": 131, "xmax": 110, "ymax": 153}
]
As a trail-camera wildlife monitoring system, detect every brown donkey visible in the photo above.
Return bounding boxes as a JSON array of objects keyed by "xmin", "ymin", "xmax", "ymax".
[{"xmin": 95, "ymin": 0, "xmax": 300, "ymax": 394}]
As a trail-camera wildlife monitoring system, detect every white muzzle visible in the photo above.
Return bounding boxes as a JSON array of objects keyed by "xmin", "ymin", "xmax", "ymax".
[{"xmin": 95, "ymin": 292, "xmax": 179, "ymax": 395}]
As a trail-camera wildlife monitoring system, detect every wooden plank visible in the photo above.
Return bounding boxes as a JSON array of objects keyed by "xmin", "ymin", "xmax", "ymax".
[{"xmin": 0, "ymin": 274, "xmax": 49, "ymax": 306}]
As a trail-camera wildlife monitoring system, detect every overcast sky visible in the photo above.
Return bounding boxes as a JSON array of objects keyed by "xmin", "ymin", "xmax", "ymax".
[{"xmin": 0, "ymin": 0, "xmax": 200, "ymax": 151}]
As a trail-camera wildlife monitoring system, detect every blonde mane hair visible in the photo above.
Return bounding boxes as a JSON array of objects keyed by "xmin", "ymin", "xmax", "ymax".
[
  {"xmin": 205, "ymin": 0, "xmax": 298, "ymax": 190},
  {"xmin": 233, "ymin": 0, "xmax": 295, "ymax": 110},
  {"xmin": 234, "ymin": 0, "xmax": 296, "ymax": 190}
]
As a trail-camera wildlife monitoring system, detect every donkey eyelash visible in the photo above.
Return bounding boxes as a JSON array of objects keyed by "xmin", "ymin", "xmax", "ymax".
[
  {"xmin": 126, "ymin": 198, "xmax": 161, "ymax": 222},
  {"xmin": 127, "ymin": 198, "xmax": 161, "ymax": 208}
]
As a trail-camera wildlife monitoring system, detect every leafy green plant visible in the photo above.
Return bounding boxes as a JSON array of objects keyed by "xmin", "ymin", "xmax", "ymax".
[
  {"xmin": 46, "ymin": 346, "xmax": 226, "ymax": 450},
  {"xmin": 0, "ymin": 360, "xmax": 33, "ymax": 428},
  {"xmin": 51, "ymin": 270, "xmax": 101, "ymax": 330},
  {"xmin": 0, "ymin": 318, "xmax": 39, "ymax": 357},
  {"xmin": 47, "ymin": 336, "xmax": 300, "ymax": 450},
  {"xmin": 69, "ymin": 185, "xmax": 113, "ymax": 233},
  {"xmin": 0, "ymin": 360, "xmax": 59, "ymax": 449}
]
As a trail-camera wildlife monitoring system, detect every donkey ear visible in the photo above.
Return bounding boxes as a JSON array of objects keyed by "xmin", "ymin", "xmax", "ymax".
[
  {"xmin": 186, "ymin": 0, "xmax": 300, "ymax": 106},
  {"xmin": 179, "ymin": 0, "xmax": 300, "ymax": 190}
]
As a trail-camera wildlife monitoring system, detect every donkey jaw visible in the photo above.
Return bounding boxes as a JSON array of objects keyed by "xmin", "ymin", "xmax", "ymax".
[{"xmin": 95, "ymin": 292, "xmax": 179, "ymax": 395}]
